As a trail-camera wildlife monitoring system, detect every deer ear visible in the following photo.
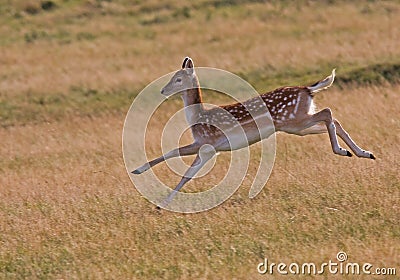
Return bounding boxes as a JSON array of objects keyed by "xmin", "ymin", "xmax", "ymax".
[
  {"xmin": 185, "ymin": 58, "xmax": 194, "ymax": 69},
  {"xmin": 183, "ymin": 57, "xmax": 194, "ymax": 75},
  {"xmin": 182, "ymin": 57, "xmax": 190, "ymax": 69}
]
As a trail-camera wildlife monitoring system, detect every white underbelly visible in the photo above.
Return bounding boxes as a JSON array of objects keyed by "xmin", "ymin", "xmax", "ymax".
[{"xmin": 214, "ymin": 123, "xmax": 275, "ymax": 151}]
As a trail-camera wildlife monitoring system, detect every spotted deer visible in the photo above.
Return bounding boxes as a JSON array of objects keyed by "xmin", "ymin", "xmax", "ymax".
[{"xmin": 132, "ymin": 57, "xmax": 375, "ymax": 205}]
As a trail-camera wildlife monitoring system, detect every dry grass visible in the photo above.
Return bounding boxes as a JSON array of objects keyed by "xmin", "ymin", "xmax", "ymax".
[
  {"xmin": 0, "ymin": 1, "xmax": 399, "ymax": 279},
  {"xmin": 0, "ymin": 1, "xmax": 399, "ymax": 97}
]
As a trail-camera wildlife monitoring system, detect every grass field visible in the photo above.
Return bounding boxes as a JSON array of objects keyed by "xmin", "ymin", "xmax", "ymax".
[{"xmin": 0, "ymin": 0, "xmax": 399, "ymax": 279}]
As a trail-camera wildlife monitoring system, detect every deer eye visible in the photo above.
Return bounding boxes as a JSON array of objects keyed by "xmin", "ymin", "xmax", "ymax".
[{"xmin": 176, "ymin": 78, "xmax": 182, "ymax": 83}]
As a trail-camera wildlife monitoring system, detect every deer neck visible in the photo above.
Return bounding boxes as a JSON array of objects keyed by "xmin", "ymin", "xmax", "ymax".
[{"xmin": 181, "ymin": 77, "xmax": 204, "ymax": 126}]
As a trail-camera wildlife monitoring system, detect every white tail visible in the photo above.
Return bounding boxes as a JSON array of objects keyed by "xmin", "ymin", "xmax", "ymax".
[
  {"xmin": 133, "ymin": 58, "xmax": 375, "ymax": 207},
  {"xmin": 307, "ymin": 68, "xmax": 336, "ymax": 93}
]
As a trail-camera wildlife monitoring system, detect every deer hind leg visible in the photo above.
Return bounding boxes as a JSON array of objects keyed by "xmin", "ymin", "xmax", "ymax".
[
  {"xmin": 296, "ymin": 123, "xmax": 327, "ymax": 136},
  {"xmin": 292, "ymin": 108, "xmax": 352, "ymax": 157},
  {"xmin": 291, "ymin": 116, "xmax": 375, "ymax": 159},
  {"xmin": 132, "ymin": 143, "xmax": 200, "ymax": 174},
  {"xmin": 334, "ymin": 119, "xmax": 375, "ymax": 159},
  {"xmin": 159, "ymin": 146, "xmax": 215, "ymax": 208}
]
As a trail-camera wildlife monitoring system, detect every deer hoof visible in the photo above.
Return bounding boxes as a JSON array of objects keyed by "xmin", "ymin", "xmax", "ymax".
[{"xmin": 370, "ymin": 154, "xmax": 376, "ymax": 160}]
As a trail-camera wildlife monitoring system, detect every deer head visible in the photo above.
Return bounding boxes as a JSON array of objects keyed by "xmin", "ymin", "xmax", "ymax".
[{"xmin": 161, "ymin": 57, "xmax": 197, "ymax": 97}]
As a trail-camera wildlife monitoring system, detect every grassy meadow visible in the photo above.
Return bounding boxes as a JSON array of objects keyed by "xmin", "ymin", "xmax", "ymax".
[{"xmin": 0, "ymin": 0, "xmax": 399, "ymax": 279}]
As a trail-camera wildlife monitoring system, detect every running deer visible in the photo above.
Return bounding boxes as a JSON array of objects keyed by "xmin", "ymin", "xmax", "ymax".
[{"xmin": 132, "ymin": 57, "xmax": 375, "ymax": 205}]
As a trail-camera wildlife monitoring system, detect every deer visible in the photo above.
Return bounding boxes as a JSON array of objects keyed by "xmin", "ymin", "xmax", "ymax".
[{"xmin": 132, "ymin": 57, "xmax": 375, "ymax": 207}]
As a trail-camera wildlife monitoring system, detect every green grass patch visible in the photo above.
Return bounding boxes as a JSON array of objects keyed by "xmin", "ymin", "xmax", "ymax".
[
  {"xmin": 240, "ymin": 61, "xmax": 400, "ymax": 92},
  {"xmin": 335, "ymin": 62, "xmax": 400, "ymax": 88},
  {"xmin": 0, "ymin": 87, "xmax": 136, "ymax": 127}
]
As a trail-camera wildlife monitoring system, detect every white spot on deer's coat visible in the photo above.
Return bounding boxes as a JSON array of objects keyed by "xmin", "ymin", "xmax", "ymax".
[{"xmin": 293, "ymin": 95, "xmax": 301, "ymax": 114}]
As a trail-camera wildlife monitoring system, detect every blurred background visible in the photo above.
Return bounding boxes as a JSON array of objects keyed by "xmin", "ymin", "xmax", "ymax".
[{"xmin": 0, "ymin": 1, "xmax": 399, "ymax": 279}]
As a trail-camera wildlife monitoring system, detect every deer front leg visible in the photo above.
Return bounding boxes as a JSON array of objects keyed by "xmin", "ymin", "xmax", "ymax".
[
  {"xmin": 334, "ymin": 119, "xmax": 375, "ymax": 159},
  {"xmin": 158, "ymin": 147, "xmax": 215, "ymax": 208},
  {"xmin": 132, "ymin": 143, "xmax": 200, "ymax": 174}
]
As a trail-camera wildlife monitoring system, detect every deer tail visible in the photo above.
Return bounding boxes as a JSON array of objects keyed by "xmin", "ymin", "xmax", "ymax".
[{"xmin": 307, "ymin": 69, "xmax": 336, "ymax": 94}]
